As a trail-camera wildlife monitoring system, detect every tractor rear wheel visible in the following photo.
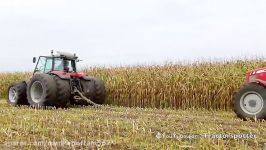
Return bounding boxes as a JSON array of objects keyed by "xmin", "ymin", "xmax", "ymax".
[
  {"xmin": 7, "ymin": 81, "xmax": 28, "ymax": 106},
  {"xmin": 78, "ymin": 77, "xmax": 106, "ymax": 105},
  {"xmin": 93, "ymin": 78, "xmax": 106, "ymax": 104},
  {"xmin": 233, "ymin": 83, "xmax": 266, "ymax": 120},
  {"xmin": 53, "ymin": 75, "xmax": 71, "ymax": 107},
  {"xmin": 27, "ymin": 74, "xmax": 69, "ymax": 107}
]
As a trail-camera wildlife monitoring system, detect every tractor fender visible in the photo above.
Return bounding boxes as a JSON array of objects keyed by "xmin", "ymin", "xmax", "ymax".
[
  {"xmin": 82, "ymin": 76, "xmax": 94, "ymax": 81},
  {"xmin": 50, "ymin": 73, "xmax": 71, "ymax": 80},
  {"xmin": 253, "ymin": 79, "xmax": 266, "ymax": 87}
]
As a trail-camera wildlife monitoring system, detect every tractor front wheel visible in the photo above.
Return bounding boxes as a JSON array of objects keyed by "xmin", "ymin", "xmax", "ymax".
[{"xmin": 233, "ymin": 83, "xmax": 266, "ymax": 120}]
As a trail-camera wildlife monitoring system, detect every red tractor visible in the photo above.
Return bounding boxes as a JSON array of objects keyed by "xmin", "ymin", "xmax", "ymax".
[
  {"xmin": 234, "ymin": 67, "xmax": 266, "ymax": 120},
  {"xmin": 7, "ymin": 51, "xmax": 106, "ymax": 107}
]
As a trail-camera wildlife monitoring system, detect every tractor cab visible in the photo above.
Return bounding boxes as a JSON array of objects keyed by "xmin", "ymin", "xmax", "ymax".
[{"xmin": 33, "ymin": 51, "xmax": 78, "ymax": 74}]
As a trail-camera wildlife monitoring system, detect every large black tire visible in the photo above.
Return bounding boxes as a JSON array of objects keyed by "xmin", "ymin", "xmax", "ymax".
[
  {"xmin": 79, "ymin": 77, "xmax": 106, "ymax": 105},
  {"xmin": 93, "ymin": 78, "xmax": 106, "ymax": 104},
  {"xmin": 53, "ymin": 75, "xmax": 71, "ymax": 107},
  {"xmin": 7, "ymin": 81, "xmax": 28, "ymax": 106},
  {"xmin": 27, "ymin": 74, "xmax": 69, "ymax": 107},
  {"xmin": 233, "ymin": 83, "xmax": 266, "ymax": 120}
]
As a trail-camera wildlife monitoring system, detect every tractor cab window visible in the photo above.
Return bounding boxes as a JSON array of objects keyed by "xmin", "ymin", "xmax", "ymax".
[
  {"xmin": 54, "ymin": 58, "xmax": 64, "ymax": 71},
  {"xmin": 65, "ymin": 60, "xmax": 75, "ymax": 72},
  {"xmin": 35, "ymin": 57, "xmax": 53, "ymax": 73},
  {"xmin": 44, "ymin": 58, "xmax": 53, "ymax": 72},
  {"xmin": 54, "ymin": 58, "xmax": 76, "ymax": 72}
]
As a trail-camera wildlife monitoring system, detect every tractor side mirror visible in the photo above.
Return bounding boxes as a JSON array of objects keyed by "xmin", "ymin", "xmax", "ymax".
[{"xmin": 33, "ymin": 57, "xmax": 36, "ymax": 63}]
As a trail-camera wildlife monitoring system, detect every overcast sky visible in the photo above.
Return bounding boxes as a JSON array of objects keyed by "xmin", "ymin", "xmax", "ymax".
[{"xmin": 0, "ymin": 0, "xmax": 266, "ymax": 72}]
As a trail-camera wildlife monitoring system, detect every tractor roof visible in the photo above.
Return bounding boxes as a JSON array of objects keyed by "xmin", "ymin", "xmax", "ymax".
[{"xmin": 53, "ymin": 51, "xmax": 78, "ymax": 60}]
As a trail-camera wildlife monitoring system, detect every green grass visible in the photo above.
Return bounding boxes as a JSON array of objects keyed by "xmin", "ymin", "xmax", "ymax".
[{"xmin": 0, "ymin": 100, "xmax": 266, "ymax": 150}]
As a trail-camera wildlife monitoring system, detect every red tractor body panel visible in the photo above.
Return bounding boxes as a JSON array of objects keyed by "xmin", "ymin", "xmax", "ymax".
[
  {"xmin": 51, "ymin": 71, "xmax": 87, "ymax": 78},
  {"xmin": 246, "ymin": 67, "xmax": 266, "ymax": 86}
]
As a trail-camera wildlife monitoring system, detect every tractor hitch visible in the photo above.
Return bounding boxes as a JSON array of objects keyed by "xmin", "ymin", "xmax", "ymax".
[{"xmin": 73, "ymin": 87, "xmax": 101, "ymax": 107}]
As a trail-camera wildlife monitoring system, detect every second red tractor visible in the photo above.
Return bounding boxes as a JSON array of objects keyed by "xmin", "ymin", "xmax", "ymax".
[{"xmin": 234, "ymin": 67, "xmax": 266, "ymax": 120}]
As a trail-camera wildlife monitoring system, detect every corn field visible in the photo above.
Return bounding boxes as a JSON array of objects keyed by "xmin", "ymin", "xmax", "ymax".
[{"xmin": 1, "ymin": 59, "xmax": 266, "ymax": 110}]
